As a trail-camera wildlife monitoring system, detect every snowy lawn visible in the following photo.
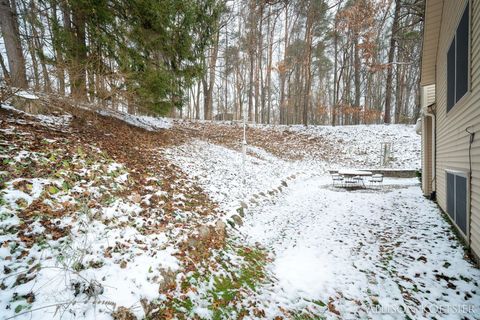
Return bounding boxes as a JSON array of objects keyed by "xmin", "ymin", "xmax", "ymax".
[
  {"xmin": 176, "ymin": 121, "xmax": 421, "ymax": 170},
  {"xmin": 2, "ymin": 103, "xmax": 477, "ymax": 319},
  {"xmin": 163, "ymin": 139, "xmax": 317, "ymax": 216},
  {"xmin": 239, "ymin": 177, "xmax": 480, "ymax": 319},
  {"xmin": 266, "ymin": 124, "xmax": 421, "ymax": 169},
  {"xmin": 166, "ymin": 139, "xmax": 479, "ymax": 319}
]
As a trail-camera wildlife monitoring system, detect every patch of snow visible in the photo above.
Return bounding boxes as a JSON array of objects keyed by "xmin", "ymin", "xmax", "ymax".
[
  {"xmin": 98, "ymin": 109, "xmax": 172, "ymax": 131},
  {"xmin": 0, "ymin": 204, "xmax": 179, "ymax": 320},
  {"xmin": 1, "ymin": 104, "xmax": 72, "ymax": 129},
  {"xmin": 163, "ymin": 140, "xmax": 311, "ymax": 214},
  {"xmin": 273, "ymin": 247, "xmax": 334, "ymax": 299},
  {"xmin": 267, "ymin": 124, "xmax": 420, "ymax": 169},
  {"xmin": 2, "ymin": 178, "xmax": 57, "ymax": 209},
  {"xmin": 15, "ymin": 90, "xmax": 39, "ymax": 100},
  {"xmin": 107, "ymin": 162, "xmax": 123, "ymax": 173},
  {"xmin": 115, "ymin": 173, "xmax": 129, "ymax": 183},
  {"xmin": 34, "ymin": 113, "xmax": 72, "ymax": 128}
]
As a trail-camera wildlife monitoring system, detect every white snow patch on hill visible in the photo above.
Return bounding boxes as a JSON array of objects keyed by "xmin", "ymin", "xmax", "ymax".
[
  {"xmin": 98, "ymin": 109, "xmax": 172, "ymax": 131},
  {"xmin": 14, "ymin": 90, "xmax": 39, "ymax": 100},
  {"xmin": 258, "ymin": 123, "xmax": 421, "ymax": 169},
  {"xmin": 163, "ymin": 140, "xmax": 312, "ymax": 213},
  {"xmin": 1, "ymin": 104, "xmax": 72, "ymax": 130}
]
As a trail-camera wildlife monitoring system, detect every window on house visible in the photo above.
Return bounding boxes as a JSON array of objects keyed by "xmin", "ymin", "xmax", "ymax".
[
  {"xmin": 447, "ymin": 2, "xmax": 469, "ymax": 112},
  {"xmin": 446, "ymin": 172, "xmax": 468, "ymax": 235}
]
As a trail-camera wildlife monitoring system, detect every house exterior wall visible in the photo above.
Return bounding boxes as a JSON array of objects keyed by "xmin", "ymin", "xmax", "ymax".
[
  {"xmin": 435, "ymin": 0, "xmax": 480, "ymax": 259},
  {"xmin": 421, "ymin": 1, "xmax": 444, "ymax": 86}
]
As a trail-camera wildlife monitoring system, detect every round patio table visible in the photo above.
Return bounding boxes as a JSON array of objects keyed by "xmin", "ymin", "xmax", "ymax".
[
  {"xmin": 338, "ymin": 170, "xmax": 372, "ymax": 176},
  {"xmin": 338, "ymin": 170, "xmax": 372, "ymax": 188}
]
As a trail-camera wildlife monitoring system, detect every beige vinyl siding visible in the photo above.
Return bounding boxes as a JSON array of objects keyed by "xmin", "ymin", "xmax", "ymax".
[
  {"xmin": 421, "ymin": 0, "xmax": 443, "ymax": 86},
  {"xmin": 435, "ymin": 0, "xmax": 480, "ymax": 259}
]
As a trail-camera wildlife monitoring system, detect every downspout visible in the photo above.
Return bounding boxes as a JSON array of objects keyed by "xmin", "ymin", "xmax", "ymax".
[{"xmin": 423, "ymin": 106, "xmax": 436, "ymax": 197}]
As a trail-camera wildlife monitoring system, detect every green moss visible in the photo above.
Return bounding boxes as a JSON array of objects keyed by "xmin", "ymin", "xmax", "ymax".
[
  {"xmin": 48, "ymin": 185, "xmax": 60, "ymax": 195},
  {"xmin": 172, "ymin": 296, "xmax": 195, "ymax": 314},
  {"xmin": 292, "ymin": 314, "xmax": 326, "ymax": 320},
  {"xmin": 164, "ymin": 244, "xmax": 268, "ymax": 319}
]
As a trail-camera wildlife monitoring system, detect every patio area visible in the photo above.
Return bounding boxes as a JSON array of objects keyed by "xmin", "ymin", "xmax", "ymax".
[{"xmin": 330, "ymin": 169, "xmax": 384, "ymax": 188}]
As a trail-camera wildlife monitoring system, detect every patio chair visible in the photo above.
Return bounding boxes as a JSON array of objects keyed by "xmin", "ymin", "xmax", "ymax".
[
  {"xmin": 343, "ymin": 176, "xmax": 358, "ymax": 187},
  {"xmin": 331, "ymin": 172, "xmax": 344, "ymax": 187},
  {"xmin": 353, "ymin": 176, "xmax": 365, "ymax": 187},
  {"xmin": 369, "ymin": 174, "xmax": 384, "ymax": 188}
]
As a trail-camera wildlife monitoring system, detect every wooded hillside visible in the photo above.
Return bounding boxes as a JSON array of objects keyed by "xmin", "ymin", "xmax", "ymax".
[{"xmin": 0, "ymin": 0, "xmax": 424, "ymax": 125}]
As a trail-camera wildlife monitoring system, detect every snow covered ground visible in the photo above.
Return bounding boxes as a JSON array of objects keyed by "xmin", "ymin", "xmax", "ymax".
[
  {"xmin": 0, "ymin": 130, "xmax": 179, "ymax": 319},
  {"xmin": 240, "ymin": 177, "xmax": 480, "ymax": 319},
  {"xmin": 98, "ymin": 109, "xmax": 172, "ymax": 131},
  {"xmin": 175, "ymin": 120, "xmax": 421, "ymax": 170},
  {"xmin": 254, "ymin": 123, "xmax": 421, "ymax": 169},
  {"xmin": 2, "ymin": 101, "xmax": 478, "ymax": 319},
  {"xmin": 0, "ymin": 107, "xmax": 216, "ymax": 320},
  {"xmin": 166, "ymin": 139, "xmax": 480, "ymax": 319},
  {"xmin": 163, "ymin": 140, "xmax": 319, "ymax": 215}
]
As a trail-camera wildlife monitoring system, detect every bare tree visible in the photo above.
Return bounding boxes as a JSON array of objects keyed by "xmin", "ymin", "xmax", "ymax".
[{"xmin": 0, "ymin": 0, "xmax": 28, "ymax": 88}]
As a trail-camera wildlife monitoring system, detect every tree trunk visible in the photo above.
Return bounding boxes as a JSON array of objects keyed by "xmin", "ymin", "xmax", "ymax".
[
  {"xmin": 70, "ymin": 5, "xmax": 87, "ymax": 100},
  {"xmin": 354, "ymin": 36, "xmax": 361, "ymax": 125},
  {"xmin": 195, "ymin": 81, "xmax": 200, "ymax": 120},
  {"xmin": 332, "ymin": 3, "xmax": 341, "ymax": 126},
  {"xmin": 0, "ymin": 52, "xmax": 10, "ymax": 82},
  {"xmin": 235, "ymin": 63, "xmax": 243, "ymax": 121},
  {"xmin": 224, "ymin": 27, "xmax": 228, "ymax": 119},
  {"xmin": 266, "ymin": 7, "xmax": 276, "ymax": 125},
  {"xmin": 50, "ymin": 0, "xmax": 66, "ymax": 95},
  {"xmin": 279, "ymin": 1, "xmax": 289, "ymax": 125},
  {"xmin": 384, "ymin": 0, "xmax": 400, "ymax": 124},
  {"xmin": 203, "ymin": 31, "xmax": 219, "ymax": 120},
  {"xmin": 303, "ymin": 8, "xmax": 314, "ymax": 126},
  {"xmin": 0, "ymin": 0, "xmax": 28, "ymax": 88},
  {"xmin": 18, "ymin": 2, "xmax": 40, "ymax": 91},
  {"xmin": 28, "ymin": 0, "xmax": 51, "ymax": 93},
  {"xmin": 394, "ymin": 63, "xmax": 402, "ymax": 123},
  {"xmin": 248, "ymin": 43, "xmax": 255, "ymax": 122},
  {"xmin": 61, "ymin": 3, "xmax": 74, "ymax": 93}
]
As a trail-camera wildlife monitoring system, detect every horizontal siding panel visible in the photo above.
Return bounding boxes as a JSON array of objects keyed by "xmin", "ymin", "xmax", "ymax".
[
  {"xmin": 437, "ymin": 144, "xmax": 474, "ymax": 153},
  {"xmin": 469, "ymin": 148, "xmax": 480, "ymax": 157},
  {"xmin": 471, "ymin": 180, "xmax": 480, "ymax": 189},
  {"xmin": 438, "ymin": 100, "xmax": 480, "ymax": 125},
  {"xmin": 472, "ymin": 226, "xmax": 480, "ymax": 243},
  {"xmin": 471, "ymin": 215, "xmax": 480, "ymax": 248},
  {"xmin": 421, "ymin": 0, "xmax": 443, "ymax": 85}
]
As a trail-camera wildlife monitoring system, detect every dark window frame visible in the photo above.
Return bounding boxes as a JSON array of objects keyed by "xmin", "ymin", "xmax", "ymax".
[
  {"xmin": 446, "ymin": 1, "xmax": 470, "ymax": 113},
  {"xmin": 446, "ymin": 170, "xmax": 469, "ymax": 237}
]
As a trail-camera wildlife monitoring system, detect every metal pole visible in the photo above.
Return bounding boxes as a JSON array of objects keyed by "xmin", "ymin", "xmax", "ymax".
[{"xmin": 242, "ymin": 101, "xmax": 247, "ymax": 185}]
